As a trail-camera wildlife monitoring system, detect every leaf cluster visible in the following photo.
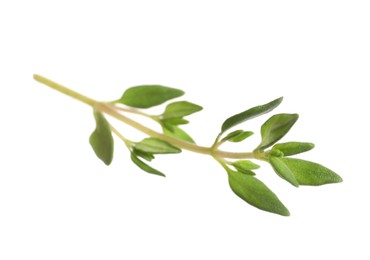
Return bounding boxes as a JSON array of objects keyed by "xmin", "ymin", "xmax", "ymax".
[
  {"xmin": 80, "ymin": 84, "xmax": 343, "ymax": 216},
  {"xmin": 214, "ymin": 97, "xmax": 342, "ymax": 216},
  {"xmin": 90, "ymin": 85, "xmax": 202, "ymax": 177}
]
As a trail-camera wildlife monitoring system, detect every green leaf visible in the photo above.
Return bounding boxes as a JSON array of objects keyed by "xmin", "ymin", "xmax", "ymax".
[
  {"xmin": 163, "ymin": 124, "xmax": 195, "ymax": 143},
  {"xmin": 115, "ymin": 85, "xmax": 184, "ymax": 108},
  {"xmin": 272, "ymin": 142, "xmax": 315, "ymax": 156},
  {"xmin": 131, "ymin": 153, "xmax": 165, "ymax": 177},
  {"xmin": 277, "ymin": 158, "xmax": 342, "ymax": 186},
  {"xmin": 269, "ymin": 149, "xmax": 284, "ymax": 157},
  {"xmin": 162, "ymin": 101, "xmax": 202, "ymax": 119},
  {"xmin": 221, "ymin": 130, "xmax": 254, "ymax": 143},
  {"xmin": 221, "ymin": 97, "xmax": 283, "ymax": 133},
  {"xmin": 134, "ymin": 138, "xmax": 181, "ymax": 154},
  {"xmin": 163, "ymin": 118, "xmax": 189, "ymax": 125},
  {"xmin": 231, "ymin": 160, "xmax": 260, "ymax": 175},
  {"xmin": 132, "ymin": 148, "xmax": 155, "ymax": 161},
  {"xmin": 221, "ymin": 130, "xmax": 244, "ymax": 142},
  {"xmin": 228, "ymin": 131, "xmax": 254, "ymax": 142},
  {"xmin": 227, "ymin": 170, "xmax": 290, "ymax": 216},
  {"xmin": 269, "ymin": 156, "xmax": 299, "ymax": 187},
  {"xmin": 256, "ymin": 113, "xmax": 299, "ymax": 151},
  {"xmin": 89, "ymin": 110, "xmax": 114, "ymax": 165}
]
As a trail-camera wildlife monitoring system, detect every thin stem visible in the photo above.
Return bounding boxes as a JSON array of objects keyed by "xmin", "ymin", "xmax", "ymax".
[
  {"xmin": 110, "ymin": 125, "xmax": 131, "ymax": 146},
  {"xmin": 33, "ymin": 74, "xmax": 97, "ymax": 107},
  {"xmin": 97, "ymin": 103, "xmax": 210, "ymax": 154},
  {"xmin": 98, "ymin": 103, "xmax": 255, "ymax": 159},
  {"xmin": 34, "ymin": 74, "xmax": 256, "ymax": 160},
  {"xmin": 106, "ymin": 104, "xmax": 156, "ymax": 120}
]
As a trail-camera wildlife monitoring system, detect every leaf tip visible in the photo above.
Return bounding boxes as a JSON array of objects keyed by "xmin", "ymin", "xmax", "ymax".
[{"xmin": 281, "ymin": 208, "xmax": 290, "ymax": 217}]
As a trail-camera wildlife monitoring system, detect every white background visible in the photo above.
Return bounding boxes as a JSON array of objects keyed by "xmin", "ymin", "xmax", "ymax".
[{"xmin": 1, "ymin": 0, "xmax": 369, "ymax": 259}]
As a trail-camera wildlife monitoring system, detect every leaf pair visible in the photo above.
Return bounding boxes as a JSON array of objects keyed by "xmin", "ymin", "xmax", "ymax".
[
  {"xmin": 130, "ymin": 138, "xmax": 181, "ymax": 177},
  {"xmin": 160, "ymin": 101, "xmax": 202, "ymax": 143},
  {"xmin": 89, "ymin": 107, "xmax": 181, "ymax": 177},
  {"xmin": 113, "ymin": 85, "xmax": 202, "ymax": 143},
  {"xmin": 226, "ymin": 160, "xmax": 260, "ymax": 176},
  {"xmin": 219, "ymin": 97, "xmax": 298, "ymax": 151}
]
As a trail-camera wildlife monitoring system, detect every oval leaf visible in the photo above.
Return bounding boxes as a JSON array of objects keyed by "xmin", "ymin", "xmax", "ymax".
[
  {"xmin": 163, "ymin": 124, "xmax": 195, "ymax": 143},
  {"xmin": 221, "ymin": 130, "xmax": 254, "ymax": 143},
  {"xmin": 221, "ymin": 130, "xmax": 244, "ymax": 142},
  {"xmin": 228, "ymin": 170, "xmax": 290, "ymax": 216},
  {"xmin": 131, "ymin": 153, "xmax": 165, "ymax": 177},
  {"xmin": 278, "ymin": 158, "xmax": 342, "ymax": 186},
  {"xmin": 115, "ymin": 85, "xmax": 184, "ymax": 108},
  {"xmin": 89, "ymin": 110, "xmax": 114, "ymax": 165},
  {"xmin": 272, "ymin": 142, "xmax": 315, "ymax": 156},
  {"xmin": 269, "ymin": 156, "xmax": 299, "ymax": 187},
  {"xmin": 134, "ymin": 138, "xmax": 181, "ymax": 154},
  {"xmin": 231, "ymin": 160, "xmax": 260, "ymax": 174},
  {"xmin": 256, "ymin": 113, "xmax": 299, "ymax": 151},
  {"xmin": 163, "ymin": 118, "xmax": 189, "ymax": 125},
  {"xmin": 162, "ymin": 101, "xmax": 202, "ymax": 119},
  {"xmin": 221, "ymin": 97, "xmax": 283, "ymax": 133},
  {"xmin": 228, "ymin": 131, "xmax": 254, "ymax": 142}
]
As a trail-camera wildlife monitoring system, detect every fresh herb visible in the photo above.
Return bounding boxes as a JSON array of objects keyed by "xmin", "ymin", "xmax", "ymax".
[{"xmin": 33, "ymin": 74, "xmax": 343, "ymax": 216}]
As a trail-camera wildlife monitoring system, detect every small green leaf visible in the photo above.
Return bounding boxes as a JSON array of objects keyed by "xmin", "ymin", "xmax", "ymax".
[
  {"xmin": 269, "ymin": 156, "xmax": 299, "ymax": 187},
  {"xmin": 256, "ymin": 113, "xmax": 299, "ymax": 151},
  {"xmin": 228, "ymin": 131, "xmax": 254, "ymax": 142},
  {"xmin": 89, "ymin": 110, "xmax": 114, "ymax": 165},
  {"xmin": 132, "ymin": 148, "xmax": 155, "ymax": 161},
  {"xmin": 272, "ymin": 142, "xmax": 315, "ymax": 156},
  {"xmin": 134, "ymin": 138, "xmax": 181, "ymax": 154},
  {"xmin": 269, "ymin": 149, "xmax": 284, "ymax": 157},
  {"xmin": 131, "ymin": 153, "xmax": 165, "ymax": 177},
  {"xmin": 277, "ymin": 158, "xmax": 342, "ymax": 186},
  {"xmin": 162, "ymin": 101, "xmax": 202, "ymax": 119},
  {"xmin": 221, "ymin": 130, "xmax": 254, "ymax": 143},
  {"xmin": 163, "ymin": 124, "xmax": 195, "ymax": 143},
  {"xmin": 221, "ymin": 97, "xmax": 283, "ymax": 133},
  {"xmin": 115, "ymin": 85, "xmax": 184, "ymax": 108},
  {"xmin": 163, "ymin": 118, "xmax": 189, "ymax": 125},
  {"xmin": 231, "ymin": 160, "xmax": 260, "ymax": 174},
  {"xmin": 227, "ymin": 170, "xmax": 290, "ymax": 216},
  {"xmin": 221, "ymin": 130, "xmax": 244, "ymax": 142}
]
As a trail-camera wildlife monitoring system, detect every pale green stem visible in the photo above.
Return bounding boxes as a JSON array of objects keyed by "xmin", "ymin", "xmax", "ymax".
[
  {"xmin": 33, "ymin": 74, "xmax": 255, "ymax": 160},
  {"xmin": 106, "ymin": 104, "xmax": 156, "ymax": 120},
  {"xmin": 33, "ymin": 74, "xmax": 96, "ymax": 106},
  {"xmin": 110, "ymin": 125, "xmax": 131, "ymax": 146}
]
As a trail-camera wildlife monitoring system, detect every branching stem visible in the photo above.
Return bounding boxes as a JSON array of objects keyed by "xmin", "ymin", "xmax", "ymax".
[{"xmin": 33, "ymin": 74, "xmax": 255, "ymax": 160}]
